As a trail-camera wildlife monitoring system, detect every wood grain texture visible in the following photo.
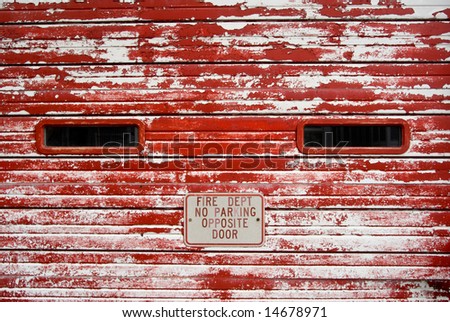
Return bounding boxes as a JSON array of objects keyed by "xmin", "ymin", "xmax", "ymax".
[
  {"xmin": 1, "ymin": 0, "xmax": 449, "ymax": 23},
  {"xmin": 0, "ymin": 0, "xmax": 449, "ymax": 301},
  {"xmin": 1, "ymin": 63, "xmax": 449, "ymax": 116},
  {"xmin": 1, "ymin": 21, "xmax": 449, "ymax": 64}
]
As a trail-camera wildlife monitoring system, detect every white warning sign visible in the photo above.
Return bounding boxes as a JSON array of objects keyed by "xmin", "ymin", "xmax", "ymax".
[{"xmin": 184, "ymin": 193, "xmax": 265, "ymax": 247}]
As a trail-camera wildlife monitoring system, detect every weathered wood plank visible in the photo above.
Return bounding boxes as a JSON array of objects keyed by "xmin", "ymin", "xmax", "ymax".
[
  {"xmin": 1, "ymin": 170, "xmax": 448, "ymax": 185},
  {"xmin": 2, "ymin": 263, "xmax": 449, "ymax": 279},
  {"xmin": 0, "ymin": 276, "xmax": 447, "ymax": 300},
  {"xmin": 3, "ymin": 21, "xmax": 448, "ymax": 40},
  {"xmin": 1, "ymin": 183, "xmax": 448, "ymax": 198},
  {"xmin": 1, "ymin": 0, "xmax": 449, "ymax": 22},
  {"xmin": 2, "ymin": 101, "xmax": 449, "ymax": 116},
  {"xmin": 1, "ymin": 209, "xmax": 448, "ymax": 227},
  {"xmin": 0, "ymin": 158, "xmax": 447, "ymax": 171},
  {"xmin": 2, "ymin": 277, "xmax": 447, "ymax": 293},
  {"xmin": 1, "ymin": 195, "xmax": 448, "ymax": 209},
  {"xmin": 3, "ymin": 75, "xmax": 448, "ymax": 92},
  {"xmin": 0, "ymin": 288, "xmax": 448, "ymax": 300},
  {"xmin": 1, "ymin": 89, "xmax": 449, "ymax": 104},
  {"xmin": 3, "ymin": 70, "xmax": 447, "ymax": 93},
  {"xmin": 3, "ymin": 64, "xmax": 449, "ymax": 78},
  {"xmin": 1, "ymin": 22, "xmax": 448, "ymax": 64},
  {"xmin": 119, "ymin": 88, "xmax": 449, "ymax": 102},
  {"xmin": 1, "ymin": 234, "xmax": 449, "ymax": 252},
  {"xmin": 0, "ymin": 132, "xmax": 33, "ymax": 141},
  {"xmin": 2, "ymin": 225, "xmax": 449, "ymax": 237},
  {"xmin": 2, "ymin": 0, "xmax": 448, "ymax": 10},
  {"xmin": 2, "ymin": 45, "xmax": 448, "ymax": 64},
  {"xmin": 3, "ymin": 251, "xmax": 449, "ymax": 266}
]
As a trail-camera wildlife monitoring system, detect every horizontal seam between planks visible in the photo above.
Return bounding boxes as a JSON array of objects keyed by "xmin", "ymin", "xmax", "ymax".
[
  {"xmin": 1, "ymin": 60, "xmax": 450, "ymax": 67},
  {"xmin": 0, "ymin": 17, "xmax": 447, "ymax": 26},
  {"xmin": 2, "ymin": 248, "xmax": 449, "ymax": 256}
]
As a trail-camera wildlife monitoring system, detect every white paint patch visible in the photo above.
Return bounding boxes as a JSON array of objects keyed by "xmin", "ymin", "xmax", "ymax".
[
  {"xmin": 145, "ymin": 37, "xmax": 169, "ymax": 46},
  {"xmin": 7, "ymin": 110, "xmax": 29, "ymax": 115},
  {"xmin": 413, "ymin": 84, "xmax": 431, "ymax": 89},
  {"xmin": 436, "ymin": 42, "xmax": 450, "ymax": 51},
  {"xmin": 46, "ymin": 8, "xmax": 64, "ymax": 14},
  {"xmin": 411, "ymin": 5, "xmax": 450, "ymax": 19},
  {"xmin": 206, "ymin": 0, "xmax": 330, "ymax": 7},
  {"xmin": 378, "ymin": 109, "xmax": 407, "ymax": 114},
  {"xmin": 403, "ymin": 89, "xmax": 448, "ymax": 98},
  {"xmin": 44, "ymin": 110, "xmax": 83, "ymax": 115},
  {"xmin": 24, "ymin": 91, "xmax": 37, "ymax": 97},
  {"xmin": 217, "ymin": 14, "xmax": 262, "ymax": 20},
  {"xmin": 417, "ymin": 170, "xmax": 436, "ymax": 174},
  {"xmin": 0, "ymin": 86, "xmax": 25, "ymax": 91},
  {"xmin": 434, "ymin": 11, "xmax": 449, "ymax": 19},
  {"xmin": 107, "ymin": 31, "xmax": 138, "ymax": 39},
  {"xmin": 97, "ymin": 37, "xmax": 138, "ymax": 63},
  {"xmin": 148, "ymin": 157, "xmax": 169, "ymax": 165},
  {"xmin": 216, "ymin": 22, "xmax": 249, "ymax": 31},
  {"xmin": 418, "ymin": 109, "xmax": 450, "ymax": 114}
]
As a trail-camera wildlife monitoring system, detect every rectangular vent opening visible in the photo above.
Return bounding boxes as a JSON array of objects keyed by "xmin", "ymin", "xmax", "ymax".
[
  {"xmin": 304, "ymin": 125, "xmax": 402, "ymax": 148},
  {"xmin": 44, "ymin": 125, "xmax": 139, "ymax": 147}
]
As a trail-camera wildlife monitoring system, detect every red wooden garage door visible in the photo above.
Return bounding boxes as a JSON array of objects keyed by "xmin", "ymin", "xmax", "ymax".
[{"xmin": 0, "ymin": 0, "xmax": 449, "ymax": 301}]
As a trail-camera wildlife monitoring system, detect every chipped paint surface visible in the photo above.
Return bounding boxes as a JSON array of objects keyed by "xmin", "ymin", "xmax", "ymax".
[
  {"xmin": 0, "ymin": 0, "xmax": 449, "ymax": 301},
  {"xmin": 1, "ymin": 21, "xmax": 449, "ymax": 64},
  {"xmin": 1, "ymin": 0, "xmax": 69, "ymax": 8},
  {"xmin": 1, "ymin": 0, "xmax": 450, "ymax": 22}
]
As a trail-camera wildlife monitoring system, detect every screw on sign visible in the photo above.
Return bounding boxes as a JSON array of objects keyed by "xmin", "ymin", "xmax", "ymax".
[{"xmin": 184, "ymin": 193, "xmax": 265, "ymax": 247}]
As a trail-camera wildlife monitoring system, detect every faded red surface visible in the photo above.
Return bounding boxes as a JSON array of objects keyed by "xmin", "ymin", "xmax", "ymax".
[{"xmin": 0, "ymin": 0, "xmax": 449, "ymax": 301}]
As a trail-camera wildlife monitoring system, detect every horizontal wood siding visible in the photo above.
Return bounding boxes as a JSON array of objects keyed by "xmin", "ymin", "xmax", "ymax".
[{"xmin": 0, "ymin": 0, "xmax": 449, "ymax": 301}]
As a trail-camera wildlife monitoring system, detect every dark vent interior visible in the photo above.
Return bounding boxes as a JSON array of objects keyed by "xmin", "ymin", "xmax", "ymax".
[
  {"xmin": 44, "ymin": 126, "xmax": 139, "ymax": 147},
  {"xmin": 304, "ymin": 125, "xmax": 402, "ymax": 148}
]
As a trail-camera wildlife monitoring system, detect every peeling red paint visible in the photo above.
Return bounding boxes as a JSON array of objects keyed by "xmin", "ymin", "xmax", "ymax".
[{"xmin": 0, "ymin": 0, "xmax": 449, "ymax": 301}]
